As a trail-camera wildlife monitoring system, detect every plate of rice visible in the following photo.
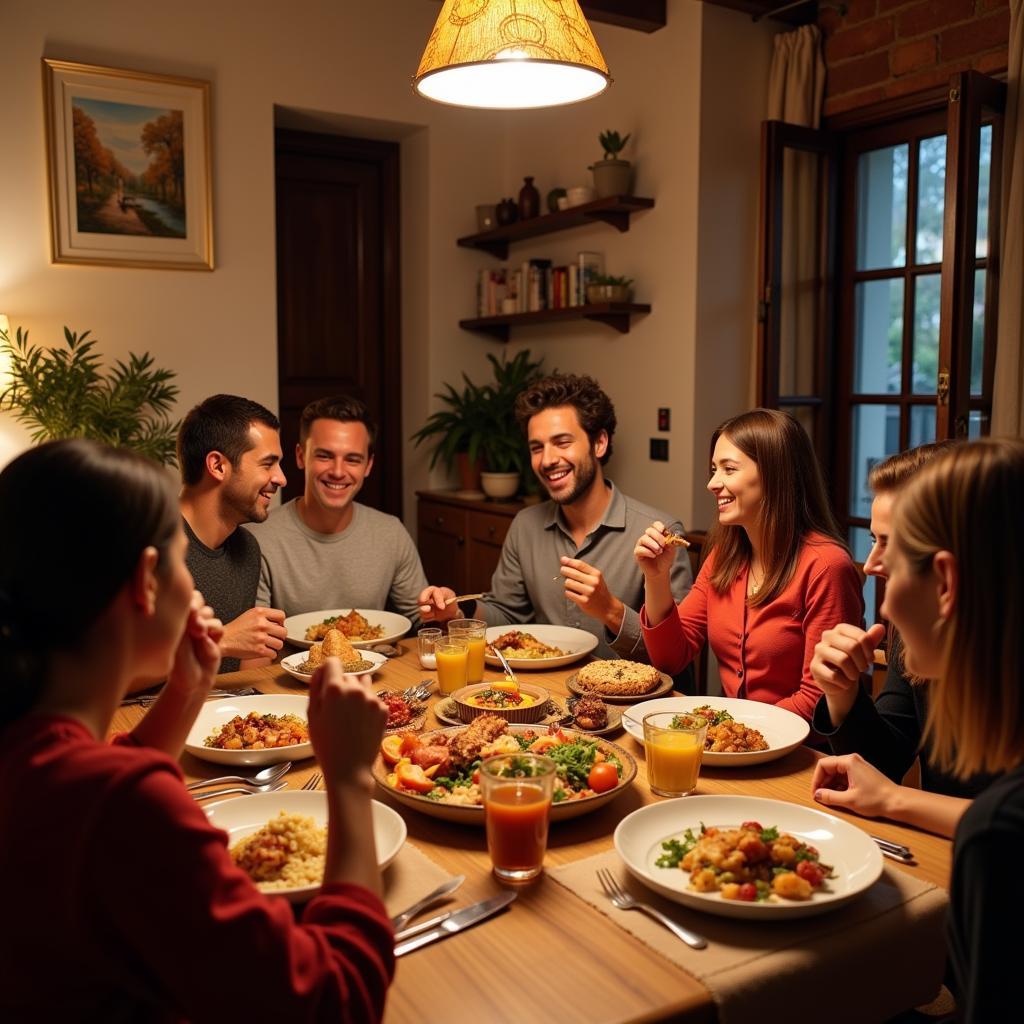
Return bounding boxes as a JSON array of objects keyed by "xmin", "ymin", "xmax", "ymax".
[{"xmin": 206, "ymin": 790, "xmax": 407, "ymax": 903}]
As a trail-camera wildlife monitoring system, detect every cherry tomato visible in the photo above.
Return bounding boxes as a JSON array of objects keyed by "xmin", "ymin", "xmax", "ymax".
[
  {"xmin": 796, "ymin": 860, "xmax": 825, "ymax": 887},
  {"xmin": 587, "ymin": 762, "xmax": 619, "ymax": 793},
  {"xmin": 738, "ymin": 882, "xmax": 758, "ymax": 901},
  {"xmin": 741, "ymin": 820, "xmax": 763, "ymax": 832},
  {"xmin": 472, "ymin": 769, "xmax": 480, "ymax": 785}
]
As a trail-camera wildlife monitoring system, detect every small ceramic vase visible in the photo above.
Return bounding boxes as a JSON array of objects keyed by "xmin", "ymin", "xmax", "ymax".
[
  {"xmin": 518, "ymin": 176, "xmax": 540, "ymax": 219},
  {"xmin": 496, "ymin": 198, "xmax": 518, "ymax": 225}
]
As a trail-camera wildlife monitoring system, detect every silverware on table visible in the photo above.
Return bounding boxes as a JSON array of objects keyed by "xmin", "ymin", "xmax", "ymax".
[
  {"xmin": 871, "ymin": 835, "xmax": 915, "ymax": 862},
  {"xmin": 192, "ymin": 779, "xmax": 288, "ymax": 802},
  {"xmin": 391, "ymin": 874, "xmax": 466, "ymax": 932},
  {"xmin": 394, "ymin": 890, "xmax": 516, "ymax": 957},
  {"xmin": 596, "ymin": 868, "xmax": 707, "ymax": 950},
  {"xmin": 301, "ymin": 772, "xmax": 323, "ymax": 791},
  {"xmin": 186, "ymin": 762, "xmax": 291, "ymax": 791},
  {"xmin": 121, "ymin": 686, "xmax": 262, "ymax": 708},
  {"xmin": 487, "ymin": 644, "xmax": 518, "ymax": 683},
  {"xmin": 394, "ymin": 910, "xmax": 453, "ymax": 943}
]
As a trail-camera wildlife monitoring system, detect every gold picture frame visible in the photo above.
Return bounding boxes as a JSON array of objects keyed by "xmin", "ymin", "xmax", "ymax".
[{"xmin": 43, "ymin": 58, "xmax": 214, "ymax": 270}]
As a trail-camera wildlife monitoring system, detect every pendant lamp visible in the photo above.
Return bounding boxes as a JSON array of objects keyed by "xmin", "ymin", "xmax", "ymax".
[{"xmin": 414, "ymin": 0, "xmax": 610, "ymax": 110}]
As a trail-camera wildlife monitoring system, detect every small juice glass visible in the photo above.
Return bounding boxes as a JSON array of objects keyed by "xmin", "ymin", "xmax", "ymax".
[
  {"xmin": 447, "ymin": 618, "xmax": 487, "ymax": 683},
  {"xmin": 642, "ymin": 712, "xmax": 707, "ymax": 797},
  {"xmin": 435, "ymin": 637, "xmax": 469, "ymax": 694},
  {"xmin": 480, "ymin": 753, "xmax": 556, "ymax": 882}
]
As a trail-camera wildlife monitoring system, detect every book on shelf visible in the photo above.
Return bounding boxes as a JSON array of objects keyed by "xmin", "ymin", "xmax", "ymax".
[{"xmin": 474, "ymin": 253, "xmax": 609, "ymax": 317}]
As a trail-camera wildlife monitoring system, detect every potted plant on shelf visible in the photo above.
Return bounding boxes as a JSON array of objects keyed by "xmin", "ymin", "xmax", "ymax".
[
  {"xmin": 586, "ymin": 274, "xmax": 634, "ymax": 304},
  {"xmin": 411, "ymin": 349, "xmax": 545, "ymax": 500},
  {"xmin": 0, "ymin": 323, "xmax": 180, "ymax": 465},
  {"xmin": 590, "ymin": 130, "xmax": 632, "ymax": 198}
]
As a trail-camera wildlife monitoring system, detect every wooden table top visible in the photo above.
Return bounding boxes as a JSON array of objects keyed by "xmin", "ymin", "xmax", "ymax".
[{"xmin": 112, "ymin": 644, "xmax": 952, "ymax": 1024}]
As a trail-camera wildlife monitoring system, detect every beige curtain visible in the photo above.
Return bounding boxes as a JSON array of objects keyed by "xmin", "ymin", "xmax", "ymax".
[
  {"xmin": 760, "ymin": 27, "xmax": 826, "ymax": 413},
  {"xmin": 992, "ymin": 0, "xmax": 1024, "ymax": 437}
]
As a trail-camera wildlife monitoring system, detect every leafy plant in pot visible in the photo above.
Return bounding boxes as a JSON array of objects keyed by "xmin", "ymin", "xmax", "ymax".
[
  {"xmin": 411, "ymin": 349, "xmax": 545, "ymax": 499},
  {"xmin": 586, "ymin": 274, "xmax": 634, "ymax": 304},
  {"xmin": 590, "ymin": 129, "xmax": 632, "ymax": 198},
  {"xmin": 0, "ymin": 323, "xmax": 180, "ymax": 464}
]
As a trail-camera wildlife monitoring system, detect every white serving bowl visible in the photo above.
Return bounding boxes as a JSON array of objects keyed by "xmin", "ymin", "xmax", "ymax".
[{"xmin": 185, "ymin": 694, "xmax": 312, "ymax": 766}]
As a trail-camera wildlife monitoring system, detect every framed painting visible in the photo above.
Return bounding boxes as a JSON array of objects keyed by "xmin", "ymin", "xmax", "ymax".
[{"xmin": 43, "ymin": 59, "xmax": 214, "ymax": 270}]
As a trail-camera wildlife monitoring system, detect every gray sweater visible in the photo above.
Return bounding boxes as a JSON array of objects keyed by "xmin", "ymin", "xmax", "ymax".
[{"xmin": 245, "ymin": 499, "xmax": 427, "ymax": 626}]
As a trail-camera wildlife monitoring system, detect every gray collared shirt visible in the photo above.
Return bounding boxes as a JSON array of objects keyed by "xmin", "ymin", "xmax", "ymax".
[{"xmin": 476, "ymin": 482, "xmax": 693, "ymax": 660}]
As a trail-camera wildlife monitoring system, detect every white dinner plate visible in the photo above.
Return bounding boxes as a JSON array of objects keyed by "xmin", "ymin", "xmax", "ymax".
[
  {"xmin": 185, "ymin": 694, "xmax": 313, "ymax": 766},
  {"xmin": 284, "ymin": 609, "xmax": 412, "ymax": 650},
  {"xmin": 484, "ymin": 624, "xmax": 599, "ymax": 670},
  {"xmin": 621, "ymin": 695, "xmax": 810, "ymax": 766},
  {"xmin": 205, "ymin": 790, "xmax": 406, "ymax": 903},
  {"xmin": 280, "ymin": 649, "xmax": 388, "ymax": 683},
  {"xmin": 614, "ymin": 795, "xmax": 883, "ymax": 920}
]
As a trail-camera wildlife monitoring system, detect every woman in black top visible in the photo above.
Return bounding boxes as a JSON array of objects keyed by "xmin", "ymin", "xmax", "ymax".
[
  {"xmin": 809, "ymin": 442, "xmax": 994, "ymax": 838},
  {"xmin": 814, "ymin": 439, "xmax": 1024, "ymax": 1023}
]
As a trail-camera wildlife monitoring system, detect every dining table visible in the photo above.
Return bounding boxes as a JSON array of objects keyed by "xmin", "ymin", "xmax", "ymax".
[{"xmin": 111, "ymin": 643, "xmax": 953, "ymax": 1024}]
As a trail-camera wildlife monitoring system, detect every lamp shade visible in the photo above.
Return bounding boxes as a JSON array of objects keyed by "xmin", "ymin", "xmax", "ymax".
[{"xmin": 414, "ymin": 0, "xmax": 610, "ymax": 110}]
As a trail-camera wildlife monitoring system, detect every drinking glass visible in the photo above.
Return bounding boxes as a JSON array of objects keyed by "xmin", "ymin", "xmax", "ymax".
[
  {"xmin": 417, "ymin": 627, "xmax": 442, "ymax": 670},
  {"xmin": 434, "ymin": 636, "xmax": 469, "ymax": 695},
  {"xmin": 642, "ymin": 712, "xmax": 707, "ymax": 797},
  {"xmin": 447, "ymin": 618, "xmax": 487, "ymax": 683},
  {"xmin": 480, "ymin": 753, "xmax": 556, "ymax": 882}
]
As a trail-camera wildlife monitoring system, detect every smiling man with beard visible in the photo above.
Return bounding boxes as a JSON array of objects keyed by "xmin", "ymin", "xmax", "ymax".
[
  {"xmin": 419, "ymin": 374, "xmax": 693, "ymax": 661},
  {"xmin": 178, "ymin": 395, "xmax": 288, "ymax": 671}
]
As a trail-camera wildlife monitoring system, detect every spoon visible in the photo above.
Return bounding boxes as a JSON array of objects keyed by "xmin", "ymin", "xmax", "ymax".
[
  {"xmin": 390, "ymin": 875, "xmax": 466, "ymax": 932},
  {"xmin": 487, "ymin": 644, "xmax": 518, "ymax": 684},
  {"xmin": 186, "ymin": 761, "xmax": 292, "ymax": 791}
]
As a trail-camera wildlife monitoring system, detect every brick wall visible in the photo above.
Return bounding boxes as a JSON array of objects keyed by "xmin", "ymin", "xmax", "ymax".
[{"xmin": 819, "ymin": 0, "xmax": 1010, "ymax": 117}]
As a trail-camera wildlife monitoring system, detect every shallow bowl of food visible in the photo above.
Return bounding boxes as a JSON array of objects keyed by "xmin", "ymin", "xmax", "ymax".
[
  {"xmin": 484, "ymin": 624, "xmax": 598, "ymax": 670},
  {"xmin": 205, "ymin": 790, "xmax": 406, "ymax": 903},
  {"xmin": 621, "ymin": 696, "xmax": 810, "ymax": 766},
  {"xmin": 280, "ymin": 649, "xmax": 387, "ymax": 683},
  {"xmin": 283, "ymin": 609, "xmax": 412, "ymax": 650},
  {"xmin": 451, "ymin": 681, "xmax": 551, "ymax": 724},
  {"xmin": 614, "ymin": 795, "xmax": 883, "ymax": 919},
  {"xmin": 184, "ymin": 694, "xmax": 313, "ymax": 766},
  {"xmin": 373, "ymin": 720, "xmax": 636, "ymax": 824}
]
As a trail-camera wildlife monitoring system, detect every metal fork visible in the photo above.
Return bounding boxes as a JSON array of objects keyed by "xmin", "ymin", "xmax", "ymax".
[
  {"xmin": 301, "ymin": 772, "xmax": 323, "ymax": 791},
  {"xmin": 193, "ymin": 779, "xmax": 289, "ymax": 802},
  {"xmin": 596, "ymin": 868, "xmax": 707, "ymax": 950}
]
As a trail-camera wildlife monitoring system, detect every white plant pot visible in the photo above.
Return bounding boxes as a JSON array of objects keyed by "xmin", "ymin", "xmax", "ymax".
[{"xmin": 480, "ymin": 472, "xmax": 520, "ymax": 500}]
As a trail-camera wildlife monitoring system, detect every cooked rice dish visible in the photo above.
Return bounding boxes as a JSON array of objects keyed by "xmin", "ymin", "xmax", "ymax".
[
  {"xmin": 205, "ymin": 712, "xmax": 309, "ymax": 750},
  {"xmin": 229, "ymin": 811, "xmax": 325, "ymax": 890},
  {"xmin": 301, "ymin": 628, "xmax": 373, "ymax": 673},
  {"xmin": 575, "ymin": 659, "xmax": 661, "ymax": 696},
  {"xmin": 305, "ymin": 610, "xmax": 385, "ymax": 642},
  {"xmin": 491, "ymin": 630, "xmax": 567, "ymax": 660}
]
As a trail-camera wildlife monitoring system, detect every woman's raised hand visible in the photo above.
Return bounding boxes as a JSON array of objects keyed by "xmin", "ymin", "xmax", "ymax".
[
  {"xmin": 308, "ymin": 658, "xmax": 387, "ymax": 789},
  {"xmin": 168, "ymin": 591, "xmax": 222, "ymax": 700},
  {"xmin": 633, "ymin": 521, "xmax": 677, "ymax": 581},
  {"xmin": 809, "ymin": 622, "xmax": 887, "ymax": 726},
  {"xmin": 812, "ymin": 752, "xmax": 898, "ymax": 820}
]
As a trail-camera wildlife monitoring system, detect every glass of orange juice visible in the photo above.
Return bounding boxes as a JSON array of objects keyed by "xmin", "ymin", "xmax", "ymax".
[
  {"xmin": 447, "ymin": 618, "xmax": 487, "ymax": 683},
  {"xmin": 642, "ymin": 712, "xmax": 707, "ymax": 797},
  {"xmin": 435, "ymin": 637, "xmax": 469, "ymax": 694},
  {"xmin": 480, "ymin": 753, "xmax": 556, "ymax": 882}
]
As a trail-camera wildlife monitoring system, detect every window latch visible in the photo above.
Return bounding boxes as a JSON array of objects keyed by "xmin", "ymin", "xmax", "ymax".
[{"xmin": 937, "ymin": 370, "xmax": 950, "ymax": 405}]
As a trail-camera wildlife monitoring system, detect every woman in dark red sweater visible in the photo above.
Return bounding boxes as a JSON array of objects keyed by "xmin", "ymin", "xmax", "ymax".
[
  {"xmin": 0, "ymin": 439, "xmax": 393, "ymax": 1023},
  {"xmin": 635, "ymin": 409, "xmax": 863, "ymax": 720}
]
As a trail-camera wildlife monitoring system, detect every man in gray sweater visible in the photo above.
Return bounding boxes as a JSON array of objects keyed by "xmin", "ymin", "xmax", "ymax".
[
  {"xmin": 419, "ymin": 374, "xmax": 693, "ymax": 661},
  {"xmin": 178, "ymin": 394, "xmax": 289, "ymax": 672},
  {"xmin": 246, "ymin": 396, "xmax": 427, "ymax": 627}
]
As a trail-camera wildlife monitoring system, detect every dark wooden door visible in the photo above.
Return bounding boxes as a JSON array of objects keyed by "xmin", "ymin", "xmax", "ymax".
[{"xmin": 274, "ymin": 129, "xmax": 401, "ymax": 515}]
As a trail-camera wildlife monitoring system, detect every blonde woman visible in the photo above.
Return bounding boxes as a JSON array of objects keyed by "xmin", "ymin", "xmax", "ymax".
[
  {"xmin": 636, "ymin": 409, "xmax": 863, "ymax": 720},
  {"xmin": 809, "ymin": 442, "xmax": 995, "ymax": 838},
  {"xmin": 813, "ymin": 438, "xmax": 1024, "ymax": 1022}
]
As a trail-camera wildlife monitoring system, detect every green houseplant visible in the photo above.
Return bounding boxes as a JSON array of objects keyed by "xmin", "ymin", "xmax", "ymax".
[
  {"xmin": 411, "ymin": 349, "xmax": 545, "ymax": 496},
  {"xmin": 0, "ymin": 323, "xmax": 181, "ymax": 465},
  {"xmin": 590, "ymin": 129, "xmax": 633, "ymax": 198}
]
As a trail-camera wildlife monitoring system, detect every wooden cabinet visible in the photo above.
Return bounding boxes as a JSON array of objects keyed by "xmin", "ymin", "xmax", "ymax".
[{"xmin": 416, "ymin": 490, "xmax": 523, "ymax": 594}]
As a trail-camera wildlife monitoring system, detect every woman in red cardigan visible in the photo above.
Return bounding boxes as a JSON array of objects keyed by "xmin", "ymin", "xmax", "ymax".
[
  {"xmin": 0, "ymin": 439, "xmax": 393, "ymax": 1023},
  {"xmin": 635, "ymin": 409, "xmax": 863, "ymax": 721}
]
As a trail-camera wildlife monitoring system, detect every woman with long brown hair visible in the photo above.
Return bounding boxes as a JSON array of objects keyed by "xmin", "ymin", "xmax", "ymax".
[
  {"xmin": 813, "ymin": 438, "xmax": 1024, "ymax": 1021},
  {"xmin": 635, "ymin": 408, "xmax": 863, "ymax": 719},
  {"xmin": 0, "ymin": 439, "xmax": 393, "ymax": 1021}
]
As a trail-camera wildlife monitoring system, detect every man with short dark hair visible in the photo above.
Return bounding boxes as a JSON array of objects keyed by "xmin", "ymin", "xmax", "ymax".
[
  {"xmin": 246, "ymin": 396, "xmax": 427, "ymax": 624},
  {"xmin": 178, "ymin": 394, "xmax": 288, "ymax": 671},
  {"xmin": 419, "ymin": 374, "xmax": 693, "ymax": 661}
]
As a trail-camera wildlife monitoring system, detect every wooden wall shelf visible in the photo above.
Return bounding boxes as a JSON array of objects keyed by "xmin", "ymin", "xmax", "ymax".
[
  {"xmin": 457, "ymin": 196, "xmax": 655, "ymax": 260},
  {"xmin": 460, "ymin": 302, "xmax": 652, "ymax": 341}
]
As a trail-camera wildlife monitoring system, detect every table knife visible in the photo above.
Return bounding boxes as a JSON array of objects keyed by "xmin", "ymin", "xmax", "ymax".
[{"xmin": 394, "ymin": 890, "xmax": 516, "ymax": 957}]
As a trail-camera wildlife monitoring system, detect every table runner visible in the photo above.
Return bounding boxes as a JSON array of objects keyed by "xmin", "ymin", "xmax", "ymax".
[{"xmin": 549, "ymin": 850, "xmax": 949, "ymax": 1024}]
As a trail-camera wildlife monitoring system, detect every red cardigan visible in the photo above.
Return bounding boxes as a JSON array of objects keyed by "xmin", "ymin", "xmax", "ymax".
[
  {"xmin": 0, "ymin": 714, "xmax": 394, "ymax": 1023},
  {"xmin": 641, "ymin": 534, "xmax": 864, "ymax": 721}
]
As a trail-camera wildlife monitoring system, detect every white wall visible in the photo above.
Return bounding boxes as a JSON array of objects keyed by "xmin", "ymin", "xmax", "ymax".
[{"xmin": 0, "ymin": 0, "xmax": 775, "ymax": 531}]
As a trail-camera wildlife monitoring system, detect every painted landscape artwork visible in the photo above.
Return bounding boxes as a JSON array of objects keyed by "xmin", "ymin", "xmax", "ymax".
[{"xmin": 72, "ymin": 97, "xmax": 186, "ymax": 238}]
